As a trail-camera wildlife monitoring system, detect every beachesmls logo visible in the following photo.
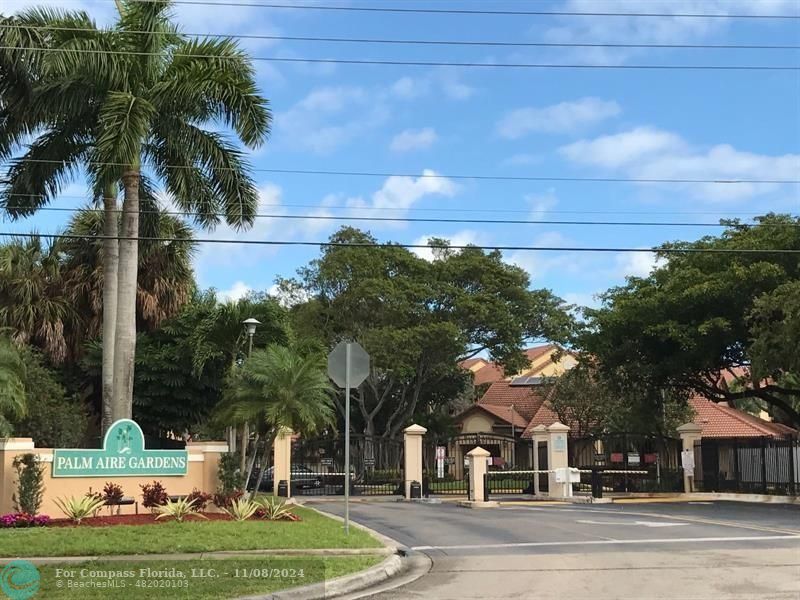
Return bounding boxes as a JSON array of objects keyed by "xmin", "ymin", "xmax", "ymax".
[{"xmin": 0, "ymin": 560, "xmax": 40, "ymax": 599}]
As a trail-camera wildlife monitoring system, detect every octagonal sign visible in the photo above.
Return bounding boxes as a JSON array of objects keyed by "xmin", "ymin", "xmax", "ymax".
[{"xmin": 328, "ymin": 341, "xmax": 370, "ymax": 388}]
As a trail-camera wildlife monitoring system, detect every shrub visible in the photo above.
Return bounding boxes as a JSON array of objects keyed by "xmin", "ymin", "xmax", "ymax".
[
  {"xmin": 54, "ymin": 496, "xmax": 106, "ymax": 524},
  {"xmin": 255, "ymin": 497, "xmax": 298, "ymax": 521},
  {"xmin": 102, "ymin": 482, "xmax": 124, "ymax": 505},
  {"xmin": 217, "ymin": 451, "xmax": 244, "ymax": 494},
  {"xmin": 223, "ymin": 497, "xmax": 259, "ymax": 522},
  {"xmin": 155, "ymin": 498, "xmax": 208, "ymax": 523},
  {"xmin": 186, "ymin": 489, "xmax": 212, "ymax": 512},
  {"xmin": 0, "ymin": 513, "xmax": 50, "ymax": 528},
  {"xmin": 213, "ymin": 489, "xmax": 244, "ymax": 510},
  {"xmin": 140, "ymin": 481, "xmax": 168, "ymax": 510},
  {"xmin": 12, "ymin": 454, "xmax": 45, "ymax": 515}
]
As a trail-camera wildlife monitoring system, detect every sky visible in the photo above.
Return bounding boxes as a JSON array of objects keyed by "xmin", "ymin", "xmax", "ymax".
[{"xmin": 3, "ymin": 0, "xmax": 800, "ymax": 309}]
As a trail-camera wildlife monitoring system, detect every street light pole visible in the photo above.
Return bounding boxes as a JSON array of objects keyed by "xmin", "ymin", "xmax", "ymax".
[{"xmin": 240, "ymin": 318, "xmax": 261, "ymax": 473}]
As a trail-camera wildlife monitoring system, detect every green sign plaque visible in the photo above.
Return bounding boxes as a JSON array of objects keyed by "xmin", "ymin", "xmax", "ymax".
[{"xmin": 52, "ymin": 419, "xmax": 188, "ymax": 477}]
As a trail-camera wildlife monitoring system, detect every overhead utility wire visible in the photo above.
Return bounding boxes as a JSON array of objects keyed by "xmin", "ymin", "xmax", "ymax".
[
  {"xmin": 4, "ymin": 231, "xmax": 799, "ymax": 254},
  {"xmin": 122, "ymin": 1, "xmax": 800, "ymax": 20},
  {"xmin": 0, "ymin": 193, "xmax": 775, "ymax": 217},
  {"xmin": 2, "ymin": 46, "xmax": 795, "ymax": 71},
  {"xmin": 3, "ymin": 25, "xmax": 797, "ymax": 50},
  {"xmin": 2, "ymin": 204, "xmax": 786, "ymax": 228},
  {"xmin": 5, "ymin": 159, "xmax": 798, "ymax": 185}
]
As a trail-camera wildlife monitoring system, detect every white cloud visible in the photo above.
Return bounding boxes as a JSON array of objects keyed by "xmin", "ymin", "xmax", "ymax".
[
  {"xmin": 541, "ymin": 0, "xmax": 800, "ymax": 65},
  {"xmin": 562, "ymin": 292, "xmax": 602, "ymax": 310},
  {"xmin": 496, "ymin": 98, "xmax": 621, "ymax": 139},
  {"xmin": 216, "ymin": 281, "xmax": 252, "ymax": 303},
  {"xmin": 274, "ymin": 85, "xmax": 388, "ymax": 154},
  {"xmin": 615, "ymin": 251, "xmax": 666, "ymax": 279},
  {"xmin": 526, "ymin": 189, "xmax": 559, "ymax": 219},
  {"xmin": 503, "ymin": 153, "xmax": 542, "ymax": 167},
  {"xmin": 411, "ymin": 230, "xmax": 486, "ymax": 261},
  {"xmin": 559, "ymin": 126, "xmax": 800, "ymax": 201},
  {"xmin": 390, "ymin": 70, "xmax": 475, "ymax": 102},
  {"xmin": 390, "ymin": 128, "xmax": 438, "ymax": 152},
  {"xmin": 372, "ymin": 170, "xmax": 458, "ymax": 211}
]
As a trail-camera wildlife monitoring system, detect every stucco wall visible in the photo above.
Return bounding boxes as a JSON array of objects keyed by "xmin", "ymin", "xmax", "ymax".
[
  {"xmin": 462, "ymin": 413, "xmax": 495, "ymax": 434},
  {"xmin": 0, "ymin": 439, "xmax": 227, "ymax": 516}
]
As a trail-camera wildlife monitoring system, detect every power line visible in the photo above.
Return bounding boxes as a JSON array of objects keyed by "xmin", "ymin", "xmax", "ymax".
[
  {"xmin": 0, "ymin": 193, "xmax": 776, "ymax": 217},
  {"xmin": 2, "ymin": 204, "xmax": 786, "ymax": 228},
  {"xmin": 3, "ymin": 24, "xmax": 798, "ymax": 50},
  {"xmin": 5, "ymin": 159, "xmax": 798, "ymax": 185},
  {"xmin": 114, "ymin": 1, "xmax": 800, "ymax": 20},
  {"xmin": 4, "ymin": 231, "xmax": 799, "ymax": 254},
  {"xmin": 2, "ymin": 45, "xmax": 796, "ymax": 71}
]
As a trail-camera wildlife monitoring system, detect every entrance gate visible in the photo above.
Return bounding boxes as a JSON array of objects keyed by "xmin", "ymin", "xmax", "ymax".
[
  {"xmin": 424, "ymin": 432, "xmax": 524, "ymax": 496},
  {"xmin": 290, "ymin": 434, "xmax": 404, "ymax": 496}
]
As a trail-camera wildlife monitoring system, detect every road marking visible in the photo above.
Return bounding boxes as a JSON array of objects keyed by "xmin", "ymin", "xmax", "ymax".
[
  {"xmin": 688, "ymin": 501, "xmax": 715, "ymax": 505},
  {"xmin": 411, "ymin": 535, "xmax": 800, "ymax": 552},
  {"xmin": 576, "ymin": 519, "xmax": 686, "ymax": 528}
]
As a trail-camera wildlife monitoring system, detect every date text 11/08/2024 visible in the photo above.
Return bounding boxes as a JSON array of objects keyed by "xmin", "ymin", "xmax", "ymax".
[{"xmin": 54, "ymin": 567, "xmax": 308, "ymax": 579}]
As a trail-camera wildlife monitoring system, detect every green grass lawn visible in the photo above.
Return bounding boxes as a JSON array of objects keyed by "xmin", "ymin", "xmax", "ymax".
[
  {"xmin": 0, "ymin": 508, "xmax": 381, "ymax": 558},
  {"xmin": 34, "ymin": 556, "xmax": 383, "ymax": 599}
]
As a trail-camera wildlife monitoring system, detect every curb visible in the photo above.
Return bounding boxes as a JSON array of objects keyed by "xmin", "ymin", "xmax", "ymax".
[{"xmin": 238, "ymin": 552, "xmax": 405, "ymax": 600}]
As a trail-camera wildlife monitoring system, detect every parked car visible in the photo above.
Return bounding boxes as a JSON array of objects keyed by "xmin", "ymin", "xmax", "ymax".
[{"xmin": 249, "ymin": 465, "xmax": 322, "ymax": 491}]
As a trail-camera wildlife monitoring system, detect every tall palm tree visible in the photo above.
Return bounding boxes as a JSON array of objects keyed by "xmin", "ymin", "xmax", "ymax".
[
  {"xmin": 0, "ymin": 237, "xmax": 78, "ymax": 364},
  {"xmin": 219, "ymin": 345, "xmax": 335, "ymax": 493},
  {"xmin": 0, "ymin": 2, "xmax": 269, "ymax": 428},
  {"xmin": 0, "ymin": 336, "xmax": 27, "ymax": 437}
]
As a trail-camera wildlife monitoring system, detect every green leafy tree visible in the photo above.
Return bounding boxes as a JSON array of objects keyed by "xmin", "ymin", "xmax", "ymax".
[
  {"xmin": 0, "ymin": 1, "xmax": 269, "ymax": 430},
  {"xmin": 282, "ymin": 227, "xmax": 572, "ymax": 437},
  {"xmin": 13, "ymin": 346, "xmax": 89, "ymax": 447},
  {"xmin": 219, "ymin": 344, "xmax": 335, "ymax": 492},
  {"xmin": 580, "ymin": 214, "xmax": 800, "ymax": 426},
  {"xmin": 12, "ymin": 453, "xmax": 44, "ymax": 515},
  {"xmin": 0, "ymin": 336, "xmax": 27, "ymax": 436}
]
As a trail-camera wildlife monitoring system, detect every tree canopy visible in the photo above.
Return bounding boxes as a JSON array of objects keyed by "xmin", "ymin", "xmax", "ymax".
[
  {"xmin": 283, "ymin": 227, "xmax": 573, "ymax": 437},
  {"xmin": 579, "ymin": 214, "xmax": 800, "ymax": 426}
]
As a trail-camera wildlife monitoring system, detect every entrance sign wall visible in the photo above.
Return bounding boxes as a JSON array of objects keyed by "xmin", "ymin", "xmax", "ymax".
[
  {"xmin": 53, "ymin": 420, "xmax": 188, "ymax": 477},
  {"xmin": 0, "ymin": 424, "xmax": 227, "ymax": 516}
]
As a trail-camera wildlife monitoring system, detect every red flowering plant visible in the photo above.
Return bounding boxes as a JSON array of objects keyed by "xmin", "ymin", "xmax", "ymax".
[{"xmin": 0, "ymin": 513, "xmax": 50, "ymax": 528}]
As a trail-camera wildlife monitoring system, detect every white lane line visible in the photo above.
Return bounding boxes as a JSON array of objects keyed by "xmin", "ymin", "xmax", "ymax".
[
  {"xmin": 411, "ymin": 535, "xmax": 800, "ymax": 551},
  {"xmin": 688, "ymin": 501, "xmax": 715, "ymax": 505},
  {"xmin": 576, "ymin": 519, "xmax": 686, "ymax": 528}
]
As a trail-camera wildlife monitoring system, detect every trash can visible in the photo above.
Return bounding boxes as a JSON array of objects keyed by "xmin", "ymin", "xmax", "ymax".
[
  {"xmin": 277, "ymin": 480, "xmax": 289, "ymax": 498},
  {"xmin": 410, "ymin": 480, "xmax": 422, "ymax": 499}
]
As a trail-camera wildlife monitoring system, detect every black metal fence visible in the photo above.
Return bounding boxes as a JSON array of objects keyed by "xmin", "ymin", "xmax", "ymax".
[
  {"xmin": 574, "ymin": 468, "xmax": 684, "ymax": 497},
  {"xmin": 286, "ymin": 434, "xmax": 404, "ymax": 496},
  {"xmin": 694, "ymin": 437, "xmax": 800, "ymax": 496}
]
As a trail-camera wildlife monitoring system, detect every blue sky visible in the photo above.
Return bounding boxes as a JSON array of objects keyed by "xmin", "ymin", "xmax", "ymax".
[{"xmin": 4, "ymin": 0, "xmax": 800, "ymax": 308}]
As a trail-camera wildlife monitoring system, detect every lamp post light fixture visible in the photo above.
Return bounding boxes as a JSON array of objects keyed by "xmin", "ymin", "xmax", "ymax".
[{"xmin": 243, "ymin": 318, "xmax": 261, "ymax": 356}]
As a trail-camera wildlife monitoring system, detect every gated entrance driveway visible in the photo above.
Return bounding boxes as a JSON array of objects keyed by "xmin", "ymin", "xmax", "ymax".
[{"xmin": 309, "ymin": 500, "xmax": 800, "ymax": 599}]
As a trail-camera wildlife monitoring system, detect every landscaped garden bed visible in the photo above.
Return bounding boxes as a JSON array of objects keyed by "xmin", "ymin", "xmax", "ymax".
[{"xmin": 0, "ymin": 506, "xmax": 382, "ymax": 557}]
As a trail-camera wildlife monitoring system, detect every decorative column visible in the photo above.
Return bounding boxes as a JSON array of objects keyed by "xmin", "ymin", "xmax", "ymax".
[
  {"xmin": 273, "ymin": 427, "xmax": 293, "ymax": 497},
  {"xmin": 403, "ymin": 424, "xmax": 427, "ymax": 499},
  {"xmin": 531, "ymin": 425, "xmax": 548, "ymax": 496},
  {"xmin": 547, "ymin": 422, "xmax": 571, "ymax": 499},
  {"xmin": 677, "ymin": 422, "xmax": 703, "ymax": 493},
  {"xmin": 467, "ymin": 446, "xmax": 490, "ymax": 503}
]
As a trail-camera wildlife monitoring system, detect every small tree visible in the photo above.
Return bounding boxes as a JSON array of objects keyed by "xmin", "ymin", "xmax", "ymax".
[{"xmin": 12, "ymin": 453, "xmax": 44, "ymax": 515}]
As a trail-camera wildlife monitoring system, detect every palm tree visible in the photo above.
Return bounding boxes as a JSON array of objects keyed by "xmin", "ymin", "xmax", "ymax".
[
  {"xmin": 219, "ymin": 345, "xmax": 335, "ymax": 493},
  {"xmin": 0, "ymin": 337, "xmax": 27, "ymax": 437},
  {"xmin": 0, "ymin": 237, "xmax": 78, "ymax": 364},
  {"xmin": 62, "ymin": 206, "xmax": 196, "ymax": 338},
  {"xmin": 0, "ymin": 2, "xmax": 269, "ymax": 429}
]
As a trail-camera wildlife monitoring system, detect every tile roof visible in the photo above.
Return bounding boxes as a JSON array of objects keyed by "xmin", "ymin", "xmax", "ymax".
[
  {"xmin": 461, "ymin": 403, "xmax": 529, "ymax": 429},
  {"xmin": 689, "ymin": 396, "xmax": 797, "ymax": 439},
  {"xmin": 472, "ymin": 363, "xmax": 506, "ymax": 386},
  {"xmin": 524, "ymin": 344, "xmax": 557, "ymax": 363},
  {"xmin": 477, "ymin": 380, "xmax": 550, "ymax": 422}
]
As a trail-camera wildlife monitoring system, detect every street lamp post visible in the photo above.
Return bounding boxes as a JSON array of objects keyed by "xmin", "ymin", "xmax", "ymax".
[{"xmin": 239, "ymin": 318, "xmax": 261, "ymax": 472}]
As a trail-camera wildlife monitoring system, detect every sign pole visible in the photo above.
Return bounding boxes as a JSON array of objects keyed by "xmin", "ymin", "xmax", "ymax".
[{"xmin": 344, "ymin": 342, "xmax": 351, "ymax": 535}]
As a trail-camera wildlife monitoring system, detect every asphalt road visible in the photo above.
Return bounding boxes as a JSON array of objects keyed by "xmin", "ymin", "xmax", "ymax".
[{"xmin": 309, "ymin": 500, "xmax": 800, "ymax": 600}]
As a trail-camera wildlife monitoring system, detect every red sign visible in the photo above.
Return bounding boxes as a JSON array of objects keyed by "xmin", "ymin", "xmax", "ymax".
[
  {"xmin": 610, "ymin": 452, "xmax": 624, "ymax": 463},
  {"xmin": 644, "ymin": 453, "xmax": 658, "ymax": 464}
]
